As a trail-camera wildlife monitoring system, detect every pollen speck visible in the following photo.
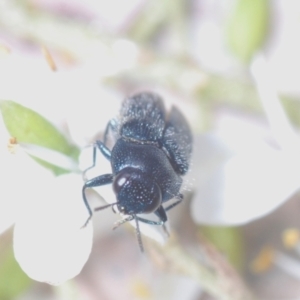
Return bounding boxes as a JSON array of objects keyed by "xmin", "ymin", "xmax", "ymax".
[
  {"xmin": 0, "ymin": 43, "xmax": 11, "ymax": 55},
  {"xmin": 250, "ymin": 246, "xmax": 274, "ymax": 273},
  {"xmin": 282, "ymin": 228, "xmax": 300, "ymax": 249},
  {"xmin": 41, "ymin": 45, "xmax": 57, "ymax": 71},
  {"xmin": 7, "ymin": 137, "xmax": 19, "ymax": 154},
  {"xmin": 130, "ymin": 279, "xmax": 152, "ymax": 299}
]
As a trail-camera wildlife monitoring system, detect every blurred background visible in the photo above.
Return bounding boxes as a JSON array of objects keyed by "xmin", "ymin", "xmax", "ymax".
[{"xmin": 1, "ymin": 0, "xmax": 300, "ymax": 299}]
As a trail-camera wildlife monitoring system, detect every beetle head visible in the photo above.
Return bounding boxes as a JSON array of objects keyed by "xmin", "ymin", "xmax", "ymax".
[{"xmin": 113, "ymin": 168, "xmax": 162, "ymax": 215}]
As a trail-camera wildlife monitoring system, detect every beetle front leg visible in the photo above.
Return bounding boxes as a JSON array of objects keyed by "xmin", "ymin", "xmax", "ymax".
[
  {"xmin": 164, "ymin": 193, "xmax": 183, "ymax": 212},
  {"xmin": 82, "ymin": 141, "xmax": 112, "ymax": 180},
  {"xmin": 82, "ymin": 174, "xmax": 113, "ymax": 226},
  {"xmin": 103, "ymin": 119, "xmax": 118, "ymax": 146},
  {"xmin": 135, "ymin": 205, "xmax": 167, "ymax": 226}
]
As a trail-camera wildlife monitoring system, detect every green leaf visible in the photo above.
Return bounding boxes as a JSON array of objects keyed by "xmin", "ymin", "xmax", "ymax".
[
  {"xmin": 31, "ymin": 156, "xmax": 73, "ymax": 176},
  {"xmin": 0, "ymin": 248, "xmax": 32, "ymax": 300},
  {"xmin": 226, "ymin": 0, "xmax": 269, "ymax": 62},
  {"xmin": 200, "ymin": 226, "xmax": 244, "ymax": 269},
  {"xmin": 0, "ymin": 100, "xmax": 80, "ymax": 174}
]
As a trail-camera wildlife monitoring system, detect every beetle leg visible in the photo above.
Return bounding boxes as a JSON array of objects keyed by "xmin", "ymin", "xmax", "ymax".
[
  {"xmin": 135, "ymin": 217, "xmax": 164, "ymax": 226},
  {"xmin": 164, "ymin": 193, "xmax": 183, "ymax": 212},
  {"xmin": 134, "ymin": 215, "xmax": 144, "ymax": 252},
  {"xmin": 103, "ymin": 119, "xmax": 118, "ymax": 146},
  {"xmin": 95, "ymin": 140, "xmax": 111, "ymax": 160},
  {"xmin": 82, "ymin": 143, "xmax": 97, "ymax": 180},
  {"xmin": 135, "ymin": 205, "xmax": 167, "ymax": 227},
  {"xmin": 155, "ymin": 205, "xmax": 170, "ymax": 236},
  {"xmin": 82, "ymin": 140, "xmax": 112, "ymax": 180},
  {"xmin": 136, "ymin": 207, "xmax": 169, "ymax": 237},
  {"xmin": 112, "ymin": 215, "xmax": 144, "ymax": 252},
  {"xmin": 82, "ymin": 174, "xmax": 113, "ymax": 227}
]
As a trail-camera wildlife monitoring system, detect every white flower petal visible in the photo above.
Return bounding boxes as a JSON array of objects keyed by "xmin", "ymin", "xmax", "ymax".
[
  {"xmin": 191, "ymin": 135, "xmax": 300, "ymax": 225},
  {"xmin": 14, "ymin": 174, "xmax": 93, "ymax": 284},
  {"xmin": 0, "ymin": 52, "xmax": 122, "ymax": 140},
  {"xmin": 66, "ymin": 88, "xmax": 121, "ymax": 147},
  {"xmin": 251, "ymin": 54, "xmax": 300, "ymax": 152},
  {"xmin": 21, "ymin": 143, "xmax": 79, "ymax": 172},
  {"xmin": 0, "ymin": 54, "xmax": 68, "ymax": 127},
  {"xmin": 0, "ymin": 121, "xmax": 54, "ymax": 233}
]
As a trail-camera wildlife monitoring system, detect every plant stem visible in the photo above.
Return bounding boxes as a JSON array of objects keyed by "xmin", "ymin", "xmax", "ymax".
[{"xmin": 146, "ymin": 233, "xmax": 256, "ymax": 300}]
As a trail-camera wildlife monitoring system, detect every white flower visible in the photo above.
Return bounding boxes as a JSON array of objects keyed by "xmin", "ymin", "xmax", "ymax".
[
  {"xmin": 0, "ymin": 52, "xmax": 169, "ymax": 284},
  {"xmin": 11, "ymin": 144, "xmax": 170, "ymax": 284},
  {"xmin": 191, "ymin": 128, "xmax": 300, "ymax": 225},
  {"xmin": 0, "ymin": 115, "xmax": 92, "ymax": 284},
  {"xmin": 0, "ymin": 52, "xmax": 116, "ymax": 283},
  {"xmin": 4, "ymin": 49, "xmax": 298, "ymax": 286},
  {"xmin": 0, "ymin": 51, "xmax": 123, "ymax": 146},
  {"xmin": 191, "ymin": 54, "xmax": 300, "ymax": 226}
]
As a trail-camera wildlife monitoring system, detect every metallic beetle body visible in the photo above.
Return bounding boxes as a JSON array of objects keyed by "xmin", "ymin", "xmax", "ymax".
[
  {"xmin": 111, "ymin": 139, "xmax": 182, "ymax": 211},
  {"xmin": 82, "ymin": 92, "xmax": 192, "ymax": 249}
]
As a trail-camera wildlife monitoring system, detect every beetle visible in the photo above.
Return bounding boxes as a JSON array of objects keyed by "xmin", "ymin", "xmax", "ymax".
[{"xmin": 82, "ymin": 92, "xmax": 192, "ymax": 251}]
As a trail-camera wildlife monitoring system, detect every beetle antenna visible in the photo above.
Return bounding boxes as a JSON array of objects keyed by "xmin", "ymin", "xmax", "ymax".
[
  {"xmin": 112, "ymin": 215, "xmax": 134, "ymax": 230},
  {"xmin": 111, "ymin": 215, "xmax": 144, "ymax": 252}
]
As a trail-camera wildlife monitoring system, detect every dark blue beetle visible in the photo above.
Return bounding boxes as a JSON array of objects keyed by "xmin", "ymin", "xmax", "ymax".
[{"xmin": 82, "ymin": 92, "xmax": 192, "ymax": 250}]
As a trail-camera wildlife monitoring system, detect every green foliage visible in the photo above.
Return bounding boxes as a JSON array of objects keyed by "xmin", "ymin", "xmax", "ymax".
[
  {"xmin": 226, "ymin": 0, "xmax": 270, "ymax": 62},
  {"xmin": 0, "ymin": 100, "xmax": 79, "ymax": 174},
  {"xmin": 0, "ymin": 248, "xmax": 31, "ymax": 300},
  {"xmin": 200, "ymin": 226, "xmax": 244, "ymax": 269}
]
